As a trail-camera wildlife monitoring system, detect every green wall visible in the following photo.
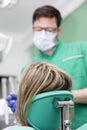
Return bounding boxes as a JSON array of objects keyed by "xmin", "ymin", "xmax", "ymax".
[{"xmin": 60, "ymin": 2, "xmax": 87, "ymax": 42}]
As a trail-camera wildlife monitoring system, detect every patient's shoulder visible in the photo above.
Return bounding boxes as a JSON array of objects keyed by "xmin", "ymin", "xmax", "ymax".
[
  {"xmin": 2, "ymin": 126, "xmax": 35, "ymax": 130},
  {"xmin": 2, "ymin": 125, "xmax": 19, "ymax": 130}
]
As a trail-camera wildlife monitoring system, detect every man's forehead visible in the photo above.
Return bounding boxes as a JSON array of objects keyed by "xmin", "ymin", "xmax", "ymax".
[{"xmin": 33, "ymin": 17, "xmax": 57, "ymax": 27}]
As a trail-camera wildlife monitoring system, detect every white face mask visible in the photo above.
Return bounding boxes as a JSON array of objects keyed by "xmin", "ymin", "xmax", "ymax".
[{"xmin": 33, "ymin": 30, "xmax": 57, "ymax": 52}]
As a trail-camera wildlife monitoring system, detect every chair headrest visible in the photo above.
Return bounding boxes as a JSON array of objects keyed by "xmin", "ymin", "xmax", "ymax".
[{"xmin": 27, "ymin": 90, "xmax": 73, "ymax": 130}]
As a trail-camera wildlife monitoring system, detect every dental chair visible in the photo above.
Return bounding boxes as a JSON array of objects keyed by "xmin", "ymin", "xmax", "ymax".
[
  {"xmin": 6, "ymin": 90, "xmax": 87, "ymax": 130},
  {"xmin": 9, "ymin": 90, "xmax": 74, "ymax": 130}
]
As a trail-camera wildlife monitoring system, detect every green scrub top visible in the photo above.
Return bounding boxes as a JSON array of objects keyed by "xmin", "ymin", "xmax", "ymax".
[
  {"xmin": 23, "ymin": 40, "xmax": 87, "ymax": 129},
  {"xmin": 32, "ymin": 40, "xmax": 87, "ymax": 89}
]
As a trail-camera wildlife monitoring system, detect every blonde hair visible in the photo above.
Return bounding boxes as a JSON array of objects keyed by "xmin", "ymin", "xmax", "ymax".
[{"xmin": 16, "ymin": 62, "xmax": 72, "ymax": 126}]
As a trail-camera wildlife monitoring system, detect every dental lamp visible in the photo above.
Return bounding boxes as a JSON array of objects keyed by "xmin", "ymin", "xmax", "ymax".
[{"xmin": 0, "ymin": 0, "xmax": 17, "ymax": 8}]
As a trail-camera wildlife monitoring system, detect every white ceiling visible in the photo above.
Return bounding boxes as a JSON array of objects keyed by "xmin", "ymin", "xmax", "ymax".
[{"xmin": 0, "ymin": 0, "xmax": 86, "ymax": 34}]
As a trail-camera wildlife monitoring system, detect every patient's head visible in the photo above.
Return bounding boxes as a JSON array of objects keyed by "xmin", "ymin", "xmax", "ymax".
[{"xmin": 16, "ymin": 62, "xmax": 72, "ymax": 126}]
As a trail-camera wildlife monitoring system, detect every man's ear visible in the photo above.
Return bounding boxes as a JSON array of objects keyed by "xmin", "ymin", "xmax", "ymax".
[
  {"xmin": 57, "ymin": 27, "xmax": 62, "ymax": 36},
  {"xmin": 54, "ymin": 27, "xmax": 62, "ymax": 42}
]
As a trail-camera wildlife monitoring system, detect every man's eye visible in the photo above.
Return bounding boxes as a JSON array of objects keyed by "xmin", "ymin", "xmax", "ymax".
[
  {"xmin": 46, "ymin": 28, "xmax": 57, "ymax": 32},
  {"xmin": 33, "ymin": 27, "xmax": 42, "ymax": 31},
  {"xmin": 46, "ymin": 28, "xmax": 54, "ymax": 32}
]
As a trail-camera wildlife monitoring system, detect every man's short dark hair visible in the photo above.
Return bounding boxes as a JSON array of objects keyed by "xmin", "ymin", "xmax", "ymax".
[{"xmin": 33, "ymin": 5, "xmax": 62, "ymax": 27}]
